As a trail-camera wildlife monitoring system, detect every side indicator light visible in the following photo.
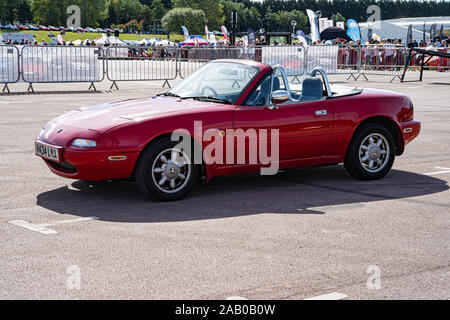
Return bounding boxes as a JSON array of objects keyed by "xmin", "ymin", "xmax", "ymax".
[
  {"xmin": 108, "ymin": 156, "xmax": 127, "ymax": 161},
  {"xmin": 403, "ymin": 128, "xmax": 413, "ymax": 133}
]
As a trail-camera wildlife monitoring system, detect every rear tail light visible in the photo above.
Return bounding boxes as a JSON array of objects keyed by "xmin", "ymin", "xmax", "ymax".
[{"xmin": 406, "ymin": 100, "xmax": 414, "ymax": 121}]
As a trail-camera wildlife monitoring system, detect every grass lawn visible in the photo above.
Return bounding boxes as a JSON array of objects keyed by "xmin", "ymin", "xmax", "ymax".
[{"xmin": 1, "ymin": 30, "xmax": 185, "ymax": 43}]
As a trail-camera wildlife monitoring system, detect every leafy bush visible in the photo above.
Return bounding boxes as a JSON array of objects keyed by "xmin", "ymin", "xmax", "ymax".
[{"xmin": 162, "ymin": 7, "xmax": 206, "ymax": 35}]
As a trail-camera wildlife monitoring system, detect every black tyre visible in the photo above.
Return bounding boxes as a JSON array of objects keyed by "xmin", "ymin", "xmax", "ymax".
[
  {"xmin": 344, "ymin": 124, "xmax": 396, "ymax": 180},
  {"xmin": 135, "ymin": 137, "xmax": 200, "ymax": 201}
]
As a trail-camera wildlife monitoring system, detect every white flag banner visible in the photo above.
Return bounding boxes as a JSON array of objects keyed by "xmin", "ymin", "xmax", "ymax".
[
  {"xmin": 306, "ymin": 9, "xmax": 321, "ymax": 42},
  {"xmin": 319, "ymin": 18, "xmax": 328, "ymax": 33}
]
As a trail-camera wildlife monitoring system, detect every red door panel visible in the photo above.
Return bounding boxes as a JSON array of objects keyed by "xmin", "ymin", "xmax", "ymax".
[{"xmin": 276, "ymin": 99, "xmax": 334, "ymax": 160}]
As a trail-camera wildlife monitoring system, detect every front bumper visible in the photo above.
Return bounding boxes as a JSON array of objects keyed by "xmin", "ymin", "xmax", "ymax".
[
  {"xmin": 401, "ymin": 120, "xmax": 421, "ymax": 146},
  {"xmin": 37, "ymin": 141, "xmax": 140, "ymax": 181}
]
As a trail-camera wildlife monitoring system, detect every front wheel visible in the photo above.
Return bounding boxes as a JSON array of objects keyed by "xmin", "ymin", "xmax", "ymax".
[
  {"xmin": 344, "ymin": 124, "xmax": 396, "ymax": 180},
  {"xmin": 135, "ymin": 138, "xmax": 200, "ymax": 201}
]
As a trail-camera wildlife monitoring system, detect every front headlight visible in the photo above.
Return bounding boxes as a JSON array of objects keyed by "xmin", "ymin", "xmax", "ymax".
[
  {"xmin": 72, "ymin": 139, "xmax": 97, "ymax": 148},
  {"xmin": 38, "ymin": 128, "xmax": 45, "ymax": 139}
]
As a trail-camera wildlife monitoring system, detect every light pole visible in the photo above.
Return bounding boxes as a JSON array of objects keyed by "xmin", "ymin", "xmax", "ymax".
[
  {"xmin": 291, "ymin": 20, "xmax": 297, "ymax": 36},
  {"xmin": 291, "ymin": 20, "xmax": 297, "ymax": 44}
]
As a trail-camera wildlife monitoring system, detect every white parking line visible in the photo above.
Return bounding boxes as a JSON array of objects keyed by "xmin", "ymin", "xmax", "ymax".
[
  {"xmin": 424, "ymin": 167, "xmax": 450, "ymax": 176},
  {"xmin": 304, "ymin": 292, "xmax": 349, "ymax": 300},
  {"xmin": 8, "ymin": 216, "xmax": 98, "ymax": 235}
]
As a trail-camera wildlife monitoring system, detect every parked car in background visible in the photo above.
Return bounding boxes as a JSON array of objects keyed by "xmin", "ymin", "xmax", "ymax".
[
  {"xmin": 3, "ymin": 24, "xmax": 17, "ymax": 30},
  {"xmin": 22, "ymin": 57, "xmax": 47, "ymax": 82}
]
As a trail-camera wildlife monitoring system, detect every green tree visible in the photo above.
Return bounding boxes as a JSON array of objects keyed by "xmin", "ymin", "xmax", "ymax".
[
  {"xmin": 151, "ymin": 0, "xmax": 166, "ymax": 20},
  {"xmin": 76, "ymin": 0, "xmax": 108, "ymax": 27},
  {"xmin": 221, "ymin": 1, "xmax": 262, "ymax": 31},
  {"xmin": 142, "ymin": 6, "xmax": 153, "ymax": 28},
  {"xmin": 31, "ymin": 0, "xmax": 107, "ymax": 27},
  {"xmin": 31, "ymin": 0, "xmax": 70, "ymax": 26},
  {"xmin": 107, "ymin": 0, "xmax": 145, "ymax": 25},
  {"xmin": 0, "ymin": 0, "xmax": 32, "ymax": 23},
  {"xmin": 173, "ymin": 0, "xmax": 224, "ymax": 29},
  {"xmin": 331, "ymin": 12, "xmax": 346, "ymax": 24},
  {"xmin": 162, "ymin": 7, "xmax": 206, "ymax": 34},
  {"xmin": 265, "ymin": 9, "xmax": 308, "ymax": 33}
]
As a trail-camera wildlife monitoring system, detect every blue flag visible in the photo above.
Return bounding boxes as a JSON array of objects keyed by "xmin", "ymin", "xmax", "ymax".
[
  {"xmin": 181, "ymin": 26, "xmax": 189, "ymax": 40},
  {"xmin": 346, "ymin": 19, "xmax": 361, "ymax": 42},
  {"xmin": 296, "ymin": 29, "xmax": 308, "ymax": 46}
]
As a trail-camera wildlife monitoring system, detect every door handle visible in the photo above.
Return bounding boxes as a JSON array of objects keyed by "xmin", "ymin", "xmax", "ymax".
[
  {"xmin": 315, "ymin": 110, "xmax": 328, "ymax": 116},
  {"xmin": 268, "ymin": 105, "xmax": 279, "ymax": 110}
]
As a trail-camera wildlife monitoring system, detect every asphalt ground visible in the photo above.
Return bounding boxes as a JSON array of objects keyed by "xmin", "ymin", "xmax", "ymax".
[{"xmin": 0, "ymin": 70, "xmax": 449, "ymax": 300}]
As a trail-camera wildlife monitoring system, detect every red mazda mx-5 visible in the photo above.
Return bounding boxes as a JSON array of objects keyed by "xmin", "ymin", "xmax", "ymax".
[{"xmin": 35, "ymin": 60, "xmax": 420, "ymax": 201}]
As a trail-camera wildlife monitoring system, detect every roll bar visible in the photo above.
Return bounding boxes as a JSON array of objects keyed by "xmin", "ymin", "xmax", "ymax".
[
  {"xmin": 270, "ymin": 65, "xmax": 333, "ymax": 100},
  {"xmin": 310, "ymin": 67, "xmax": 333, "ymax": 97},
  {"xmin": 271, "ymin": 64, "xmax": 292, "ymax": 100}
]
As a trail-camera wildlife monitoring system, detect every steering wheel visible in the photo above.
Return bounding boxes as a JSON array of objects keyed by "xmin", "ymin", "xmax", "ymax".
[{"xmin": 201, "ymin": 86, "xmax": 219, "ymax": 97}]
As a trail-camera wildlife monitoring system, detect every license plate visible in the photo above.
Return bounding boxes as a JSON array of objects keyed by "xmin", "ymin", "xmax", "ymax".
[{"xmin": 35, "ymin": 141, "xmax": 61, "ymax": 162}]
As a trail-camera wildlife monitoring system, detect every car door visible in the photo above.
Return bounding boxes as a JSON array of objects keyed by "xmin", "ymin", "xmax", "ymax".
[
  {"xmin": 232, "ymin": 74, "xmax": 280, "ymax": 172},
  {"xmin": 275, "ymin": 98, "xmax": 334, "ymax": 160}
]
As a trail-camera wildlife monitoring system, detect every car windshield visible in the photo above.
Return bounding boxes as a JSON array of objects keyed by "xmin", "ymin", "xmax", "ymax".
[{"xmin": 167, "ymin": 62, "xmax": 259, "ymax": 104}]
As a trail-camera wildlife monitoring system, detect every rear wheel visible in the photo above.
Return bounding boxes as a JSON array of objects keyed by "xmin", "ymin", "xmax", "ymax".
[
  {"xmin": 135, "ymin": 138, "xmax": 200, "ymax": 201},
  {"xmin": 344, "ymin": 124, "xmax": 396, "ymax": 180}
]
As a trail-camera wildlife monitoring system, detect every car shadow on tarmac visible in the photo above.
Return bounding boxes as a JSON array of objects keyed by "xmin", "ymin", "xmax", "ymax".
[{"xmin": 36, "ymin": 165, "xmax": 448, "ymax": 223}]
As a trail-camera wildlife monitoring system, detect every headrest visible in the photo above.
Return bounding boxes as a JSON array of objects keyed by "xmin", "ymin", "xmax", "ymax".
[
  {"xmin": 273, "ymin": 77, "xmax": 281, "ymax": 91},
  {"xmin": 302, "ymin": 77, "xmax": 323, "ymax": 100}
]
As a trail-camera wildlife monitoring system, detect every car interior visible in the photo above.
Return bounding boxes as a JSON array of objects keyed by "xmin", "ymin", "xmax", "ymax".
[{"xmin": 245, "ymin": 74, "xmax": 324, "ymax": 106}]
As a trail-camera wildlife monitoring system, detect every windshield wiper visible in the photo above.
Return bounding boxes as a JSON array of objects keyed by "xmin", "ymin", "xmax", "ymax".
[
  {"xmin": 182, "ymin": 96, "xmax": 232, "ymax": 104},
  {"xmin": 157, "ymin": 92, "xmax": 181, "ymax": 98}
]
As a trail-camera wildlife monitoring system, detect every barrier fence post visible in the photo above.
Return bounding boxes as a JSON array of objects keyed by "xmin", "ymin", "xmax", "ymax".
[{"xmin": 0, "ymin": 45, "xmax": 20, "ymax": 94}]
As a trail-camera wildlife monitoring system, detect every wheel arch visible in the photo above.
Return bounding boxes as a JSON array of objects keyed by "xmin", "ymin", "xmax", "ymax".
[
  {"xmin": 347, "ymin": 116, "xmax": 405, "ymax": 157},
  {"xmin": 132, "ymin": 132, "xmax": 207, "ymax": 182}
]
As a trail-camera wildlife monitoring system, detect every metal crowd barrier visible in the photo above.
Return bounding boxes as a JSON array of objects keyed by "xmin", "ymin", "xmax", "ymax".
[
  {"xmin": 105, "ymin": 46, "xmax": 179, "ymax": 89},
  {"xmin": 3, "ymin": 43, "xmax": 445, "ymax": 94},
  {"xmin": 337, "ymin": 45, "xmax": 361, "ymax": 79},
  {"xmin": 0, "ymin": 45, "xmax": 20, "ymax": 93},
  {"xmin": 178, "ymin": 46, "xmax": 243, "ymax": 79},
  {"xmin": 21, "ymin": 45, "xmax": 104, "ymax": 92},
  {"xmin": 305, "ymin": 45, "xmax": 340, "ymax": 76},
  {"xmin": 260, "ymin": 45, "xmax": 305, "ymax": 82},
  {"xmin": 358, "ymin": 45, "xmax": 407, "ymax": 82}
]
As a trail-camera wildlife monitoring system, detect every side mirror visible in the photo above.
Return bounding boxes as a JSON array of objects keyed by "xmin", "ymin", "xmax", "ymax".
[{"xmin": 271, "ymin": 90, "xmax": 290, "ymax": 105}]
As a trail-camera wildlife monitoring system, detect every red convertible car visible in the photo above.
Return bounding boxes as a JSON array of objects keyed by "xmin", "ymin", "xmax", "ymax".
[{"xmin": 35, "ymin": 60, "xmax": 420, "ymax": 201}]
